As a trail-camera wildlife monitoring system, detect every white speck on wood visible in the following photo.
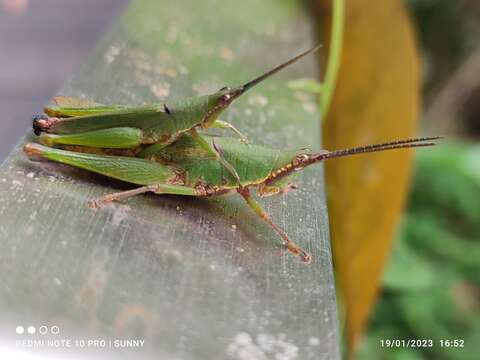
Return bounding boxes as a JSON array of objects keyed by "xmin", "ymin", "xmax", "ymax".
[
  {"xmin": 150, "ymin": 82, "xmax": 171, "ymax": 98},
  {"xmin": 227, "ymin": 332, "xmax": 299, "ymax": 360}
]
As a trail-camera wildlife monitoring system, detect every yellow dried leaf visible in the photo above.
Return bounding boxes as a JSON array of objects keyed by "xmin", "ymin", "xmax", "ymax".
[{"xmin": 315, "ymin": 0, "xmax": 421, "ymax": 354}]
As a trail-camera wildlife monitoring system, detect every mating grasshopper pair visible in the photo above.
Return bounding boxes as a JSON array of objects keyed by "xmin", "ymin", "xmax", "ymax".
[{"xmin": 24, "ymin": 47, "xmax": 440, "ymax": 263}]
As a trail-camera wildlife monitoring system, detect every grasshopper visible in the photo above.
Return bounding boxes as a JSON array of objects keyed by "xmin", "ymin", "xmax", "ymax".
[
  {"xmin": 32, "ymin": 45, "xmax": 320, "ymax": 185},
  {"xmin": 23, "ymin": 135, "xmax": 440, "ymax": 263}
]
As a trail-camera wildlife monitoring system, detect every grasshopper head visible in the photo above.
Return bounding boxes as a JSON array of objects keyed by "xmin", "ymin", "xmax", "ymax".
[
  {"xmin": 213, "ymin": 86, "xmax": 244, "ymax": 107},
  {"xmin": 199, "ymin": 86, "xmax": 244, "ymax": 127}
]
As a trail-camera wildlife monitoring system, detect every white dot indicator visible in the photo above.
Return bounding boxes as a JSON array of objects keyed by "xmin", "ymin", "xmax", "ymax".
[
  {"xmin": 16, "ymin": 326, "xmax": 24, "ymax": 335},
  {"xmin": 27, "ymin": 326, "xmax": 36, "ymax": 334},
  {"xmin": 39, "ymin": 326, "xmax": 48, "ymax": 335},
  {"xmin": 51, "ymin": 326, "xmax": 60, "ymax": 335}
]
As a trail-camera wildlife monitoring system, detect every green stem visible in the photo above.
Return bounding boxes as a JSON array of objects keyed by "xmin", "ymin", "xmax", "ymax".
[{"xmin": 320, "ymin": 0, "xmax": 345, "ymax": 119}]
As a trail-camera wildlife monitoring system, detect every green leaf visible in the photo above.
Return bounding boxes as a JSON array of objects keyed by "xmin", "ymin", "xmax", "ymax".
[{"xmin": 383, "ymin": 235, "xmax": 436, "ymax": 290}]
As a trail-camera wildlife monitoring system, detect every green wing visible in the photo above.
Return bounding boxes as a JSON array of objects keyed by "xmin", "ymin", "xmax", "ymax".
[
  {"xmin": 44, "ymin": 96, "xmax": 130, "ymax": 117},
  {"xmin": 43, "ymin": 107, "xmax": 178, "ymax": 142}
]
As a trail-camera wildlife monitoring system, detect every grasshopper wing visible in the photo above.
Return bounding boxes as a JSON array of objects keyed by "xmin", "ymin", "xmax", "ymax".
[
  {"xmin": 45, "ymin": 96, "xmax": 131, "ymax": 117},
  {"xmin": 40, "ymin": 106, "xmax": 175, "ymax": 140}
]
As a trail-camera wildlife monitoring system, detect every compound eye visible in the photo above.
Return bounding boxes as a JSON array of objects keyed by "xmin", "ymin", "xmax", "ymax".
[{"xmin": 220, "ymin": 94, "xmax": 232, "ymax": 102}]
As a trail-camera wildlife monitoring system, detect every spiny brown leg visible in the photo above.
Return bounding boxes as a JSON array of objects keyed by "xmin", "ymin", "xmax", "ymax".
[
  {"xmin": 212, "ymin": 120, "xmax": 249, "ymax": 144},
  {"xmin": 237, "ymin": 187, "xmax": 311, "ymax": 263},
  {"xmin": 88, "ymin": 185, "xmax": 159, "ymax": 209},
  {"xmin": 88, "ymin": 184, "xmax": 199, "ymax": 209}
]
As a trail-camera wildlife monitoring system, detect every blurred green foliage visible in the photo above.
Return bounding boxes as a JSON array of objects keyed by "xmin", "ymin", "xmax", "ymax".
[
  {"xmin": 359, "ymin": 143, "xmax": 480, "ymax": 359},
  {"xmin": 408, "ymin": 0, "xmax": 480, "ymax": 95}
]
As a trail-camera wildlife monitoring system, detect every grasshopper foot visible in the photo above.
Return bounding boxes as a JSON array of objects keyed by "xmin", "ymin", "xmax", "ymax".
[
  {"xmin": 88, "ymin": 198, "xmax": 106, "ymax": 209},
  {"xmin": 87, "ymin": 185, "xmax": 159, "ymax": 210},
  {"xmin": 286, "ymin": 242, "xmax": 312, "ymax": 264}
]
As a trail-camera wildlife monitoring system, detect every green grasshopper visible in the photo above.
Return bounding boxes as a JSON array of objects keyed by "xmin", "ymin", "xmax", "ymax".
[
  {"xmin": 23, "ymin": 135, "xmax": 440, "ymax": 263},
  {"xmin": 32, "ymin": 45, "xmax": 320, "ymax": 184}
]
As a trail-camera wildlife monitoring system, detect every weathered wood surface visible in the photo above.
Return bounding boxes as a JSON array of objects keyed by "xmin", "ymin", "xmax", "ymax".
[{"xmin": 0, "ymin": 0, "xmax": 339, "ymax": 359}]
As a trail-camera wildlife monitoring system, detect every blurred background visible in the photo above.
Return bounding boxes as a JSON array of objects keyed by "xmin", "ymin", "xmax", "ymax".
[
  {"xmin": 314, "ymin": 0, "xmax": 479, "ymax": 358},
  {"xmin": 0, "ymin": 0, "xmax": 127, "ymax": 161},
  {"xmin": 0, "ymin": 0, "xmax": 479, "ymax": 359},
  {"xmin": 358, "ymin": 1, "xmax": 480, "ymax": 359}
]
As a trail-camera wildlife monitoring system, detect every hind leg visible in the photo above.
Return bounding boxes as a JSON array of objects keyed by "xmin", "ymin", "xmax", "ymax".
[
  {"xmin": 211, "ymin": 120, "xmax": 248, "ymax": 144},
  {"xmin": 88, "ymin": 184, "xmax": 198, "ymax": 208},
  {"xmin": 237, "ymin": 187, "xmax": 311, "ymax": 263},
  {"xmin": 23, "ymin": 143, "xmax": 174, "ymax": 186},
  {"xmin": 38, "ymin": 127, "xmax": 145, "ymax": 149}
]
